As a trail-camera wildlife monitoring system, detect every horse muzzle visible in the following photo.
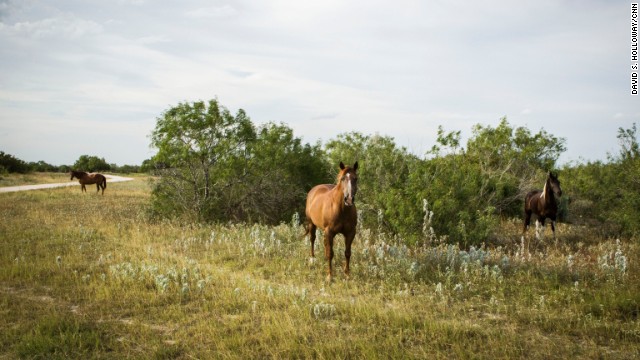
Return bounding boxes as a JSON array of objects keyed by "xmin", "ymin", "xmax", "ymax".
[{"xmin": 344, "ymin": 196, "xmax": 355, "ymax": 207}]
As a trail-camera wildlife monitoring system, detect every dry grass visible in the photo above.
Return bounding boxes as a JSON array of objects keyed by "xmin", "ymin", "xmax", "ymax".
[
  {"xmin": 0, "ymin": 172, "xmax": 72, "ymax": 187},
  {"xmin": 1, "ymin": 178, "xmax": 639, "ymax": 359}
]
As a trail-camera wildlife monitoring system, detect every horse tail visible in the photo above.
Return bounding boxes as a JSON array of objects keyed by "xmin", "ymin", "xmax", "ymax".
[
  {"xmin": 103, "ymin": 176, "xmax": 107, "ymax": 189},
  {"xmin": 302, "ymin": 221, "xmax": 311, "ymax": 239}
]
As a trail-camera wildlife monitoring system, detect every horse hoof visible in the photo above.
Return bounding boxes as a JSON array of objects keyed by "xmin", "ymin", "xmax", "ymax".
[
  {"xmin": 308, "ymin": 257, "xmax": 316, "ymax": 266},
  {"xmin": 326, "ymin": 274, "xmax": 333, "ymax": 283}
]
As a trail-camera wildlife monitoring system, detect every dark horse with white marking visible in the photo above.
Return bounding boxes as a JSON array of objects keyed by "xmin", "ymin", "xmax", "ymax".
[
  {"xmin": 304, "ymin": 162, "xmax": 358, "ymax": 282},
  {"xmin": 523, "ymin": 172, "xmax": 562, "ymax": 238},
  {"xmin": 70, "ymin": 170, "xmax": 107, "ymax": 195}
]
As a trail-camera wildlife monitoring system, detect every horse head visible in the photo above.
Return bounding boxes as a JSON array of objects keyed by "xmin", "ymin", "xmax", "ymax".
[
  {"xmin": 339, "ymin": 161, "xmax": 359, "ymax": 207},
  {"xmin": 547, "ymin": 171, "xmax": 562, "ymax": 198},
  {"xmin": 70, "ymin": 170, "xmax": 86, "ymax": 181}
]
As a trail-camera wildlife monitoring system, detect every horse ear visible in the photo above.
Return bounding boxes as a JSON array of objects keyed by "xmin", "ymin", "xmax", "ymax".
[
  {"xmin": 353, "ymin": 161, "xmax": 358, "ymax": 171},
  {"xmin": 340, "ymin": 162, "xmax": 345, "ymax": 170}
]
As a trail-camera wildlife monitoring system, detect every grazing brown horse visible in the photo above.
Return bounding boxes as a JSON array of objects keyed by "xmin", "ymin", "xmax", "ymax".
[
  {"xmin": 304, "ymin": 161, "xmax": 358, "ymax": 282},
  {"xmin": 523, "ymin": 172, "xmax": 562, "ymax": 239},
  {"xmin": 70, "ymin": 170, "xmax": 107, "ymax": 195}
]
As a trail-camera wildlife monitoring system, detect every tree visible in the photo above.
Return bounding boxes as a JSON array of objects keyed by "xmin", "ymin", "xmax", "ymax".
[
  {"xmin": 417, "ymin": 118, "xmax": 566, "ymax": 245},
  {"xmin": 563, "ymin": 123, "xmax": 640, "ymax": 236},
  {"xmin": 149, "ymin": 99, "xmax": 329, "ymax": 223},
  {"xmin": 325, "ymin": 132, "xmax": 421, "ymax": 237},
  {"xmin": 465, "ymin": 117, "xmax": 566, "ymax": 215},
  {"xmin": 614, "ymin": 123, "xmax": 639, "ymax": 162},
  {"xmin": 150, "ymin": 99, "xmax": 255, "ymax": 220},
  {"xmin": 0, "ymin": 151, "xmax": 29, "ymax": 173},
  {"xmin": 29, "ymin": 160, "xmax": 58, "ymax": 172},
  {"xmin": 140, "ymin": 158, "xmax": 155, "ymax": 173},
  {"xmin": 224, "ymin": 122, "xmax": 330, "ymax": 223},
  {"xmin": 73, "ymin": 155, "xmax": 111, "ymax": 172}
]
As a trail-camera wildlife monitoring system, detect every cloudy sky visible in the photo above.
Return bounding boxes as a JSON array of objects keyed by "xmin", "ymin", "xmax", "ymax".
[{"xmin": 0, "ymin": 0, "xmax": 637, "ymax": 166}]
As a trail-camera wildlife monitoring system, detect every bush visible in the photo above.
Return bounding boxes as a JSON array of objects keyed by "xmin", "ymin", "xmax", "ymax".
[{"xmin": 0, "ymin": 151, "xmax": 29, "ymax": 173}]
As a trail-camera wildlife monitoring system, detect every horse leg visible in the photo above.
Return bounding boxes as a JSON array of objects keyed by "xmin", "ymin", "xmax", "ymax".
[
  {"xmin": 523, "ymin": 209, "xmax": 532, "ymax": 234},
  {"xmin": 324, "ymin": 230, "xmax": 335, "ymax": 282},
  {"xmin": 81, "ymin": 184, "xmax": 86, "ymax": 193},
  {"xmin": 550, "ymin": 216, "xmax": 557, "ymax": 240},
  {"xmin": 536, "ymin": 217, "xmax": 546, "ymax": 241},
  {"xmin": 309, "ymin": 223, "xmax": 317, "ymax": 258},
  {"xmin": 344, "ymin": 230, "xmax": 355, "ymax": 278},
  {"xmin": 96, "ymin": 183, "xmax": 100, "ymax": 194}
]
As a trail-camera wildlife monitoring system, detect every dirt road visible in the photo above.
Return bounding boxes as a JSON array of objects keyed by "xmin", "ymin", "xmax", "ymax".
[{"xmin": 0, "ymin": 175, "xmax": 134, "ymax": 193}]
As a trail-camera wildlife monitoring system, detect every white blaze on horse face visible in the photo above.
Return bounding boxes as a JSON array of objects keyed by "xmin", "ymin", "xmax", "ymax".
[
  {"xmin": 343, "ymin": 173, "xmax": 355, "ymax": 206},
  {"xmin": 343, "ymin": 173, "xmax": 351, "ymax": 198}
]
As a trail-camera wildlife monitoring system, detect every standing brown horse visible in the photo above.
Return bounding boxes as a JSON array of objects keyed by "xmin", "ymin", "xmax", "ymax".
[
  {"xmin": 304, "ymin": 161, "xmax": 358, "ymax": 282},
  {"xmin": 70, "ymin": 170, "xmax": 107, "ymax": 195},
  {"xmin": 523, "ymin": 172, "xmax": 562, "ymax": 239}
]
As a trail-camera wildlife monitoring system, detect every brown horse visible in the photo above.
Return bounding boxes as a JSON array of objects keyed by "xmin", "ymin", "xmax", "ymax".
[
  {"xmin": 523, "ymin": 172, "xmax": 562, "ymax": 239},
  {"xmin": 70, "ymin": 170, "xmax": 107, "ymax": 195},
  {"xmin": 304, "ymin": 161, "xmax": 358, "ymax": 282}
]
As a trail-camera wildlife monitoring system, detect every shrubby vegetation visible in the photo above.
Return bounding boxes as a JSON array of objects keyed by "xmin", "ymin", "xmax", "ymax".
[
  {"xmin": 562, "ymin": 124, "xmax": 640, "ymax": 237},
  {"xmin": 0, "ymin": 151, "xmax": 30, "ymax": 174},
  {"xmin": 322, "ymin": 119, "xmax": 566, "ymax": 245},
  {"xmin": 148, "ymin": 99, "xmax": 328, "ymax": 223},
  {"xmin": 146, "ymin": 98, "xmax": 640, "ymax": 243},
  {"xmin": 0, "ymin": 152, "xmax": 142, "ymax": 175},
  {"xmin": 73, "ymin": 155, "xmax": 111, "ymax": 172},
  {"xmin": 3, "ymin": 98, "xmax": 639, "ymax": 243},
  {"xmin": 148, "ymin": 98, "xmax": 609, "ymax": 245}
]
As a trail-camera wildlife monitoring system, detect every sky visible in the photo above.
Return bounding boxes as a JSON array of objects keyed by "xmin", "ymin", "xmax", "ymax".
[{"xmin": 0, "ymin": 0, "xmax": 638, "ymax": 166}]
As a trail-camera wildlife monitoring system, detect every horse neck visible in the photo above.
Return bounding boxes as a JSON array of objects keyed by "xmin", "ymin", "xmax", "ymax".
[
  {"xmin": 331, "ymin": 176, "xmax": 346, "ymax": 207},
  {"xmin": 540, "ymin": 179, "xmax": 554, "ymax": 204}
]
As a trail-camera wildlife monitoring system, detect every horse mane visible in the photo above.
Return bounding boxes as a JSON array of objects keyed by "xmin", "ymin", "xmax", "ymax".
[{"xmin": 540, "ymin": 172, "xmax": 559, "ymax": 201}]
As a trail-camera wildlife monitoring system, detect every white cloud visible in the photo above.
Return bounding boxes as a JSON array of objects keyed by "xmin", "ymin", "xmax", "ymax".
[
  {"xmin": 184, "ymin": 5, "xmax": 238, "ymax": 19},
  {"xmin": 0, "ymin": 0, "xmax": 635, "ymax": 165},
  {"xmin": 137, "ymin": 35, "xmax": 171, "ymax": 44},
  {"xmin": 5, "ymin": 16, "xmax": 102, "ymax": 39}
]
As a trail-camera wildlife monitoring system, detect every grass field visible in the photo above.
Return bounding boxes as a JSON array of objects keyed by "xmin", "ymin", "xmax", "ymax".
[
  {"xmin": 1, "ymin": 176, "xmax": 638, "ymax": 359},
  {"xmin": 0, "ymin": 172, "xmax": 72, "ymax": 187}
]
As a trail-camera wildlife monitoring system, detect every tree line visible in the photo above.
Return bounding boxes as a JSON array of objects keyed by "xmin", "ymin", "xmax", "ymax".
[
  {"xmin": 148, "ymin": 99, "xmax": 640, "ymax": 244},
  {"xmin": 0, "ymin": 152, "xmax": 149, "ymax": 174},
  {"xmin": 3, "ymin": 98, "xmax": 638, "ymax": 244}
]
